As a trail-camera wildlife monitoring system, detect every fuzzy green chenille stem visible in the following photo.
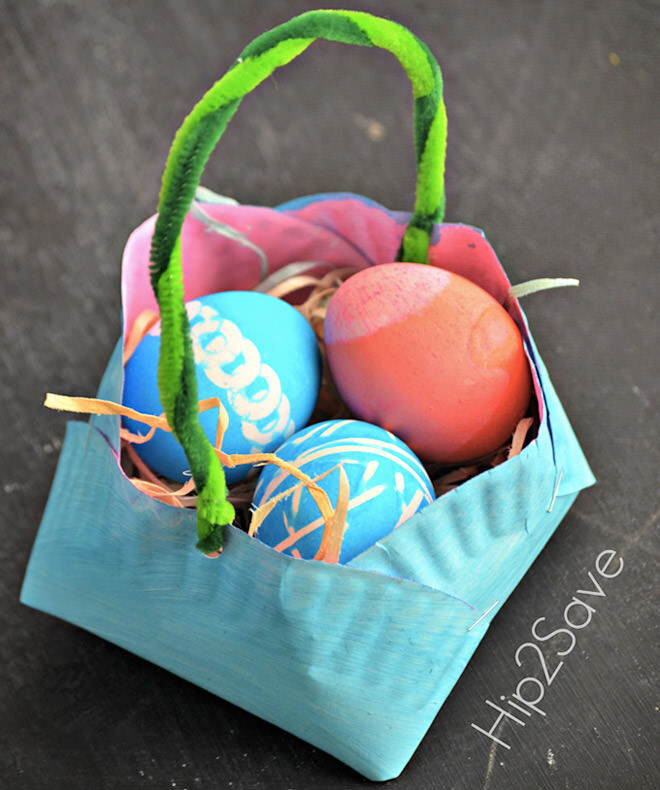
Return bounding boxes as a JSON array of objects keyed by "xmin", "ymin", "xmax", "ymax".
[{"xmin": 149, "ymin": 9, "xmax": 448, "ymax": 554}]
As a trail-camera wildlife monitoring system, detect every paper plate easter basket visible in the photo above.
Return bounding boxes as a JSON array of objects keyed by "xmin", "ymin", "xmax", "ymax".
[{"xmin": 21, "ymin": 10, "xmax": 595, "ymax": 782}]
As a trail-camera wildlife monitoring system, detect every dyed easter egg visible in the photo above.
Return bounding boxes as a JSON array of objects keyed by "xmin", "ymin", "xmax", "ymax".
[
  {"xmin": 122, "ymin": 291, "xmax": 321, "ymax": 483},
  {"xmin": 252, "ymin": 419, "xmax": 435, "ymax": 563},
  {"xmin": 324, "ymin": 263, "xmax": 532, "ymax": 464}
]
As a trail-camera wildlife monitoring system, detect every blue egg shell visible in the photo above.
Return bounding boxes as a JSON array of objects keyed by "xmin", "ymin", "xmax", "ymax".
[
  {"xmin": 122, "ymin": 291, "xmax": 321, "ymax": 483},
  {"xmin": 252, "ymin": 419, "xmax": 435, "ymax": 563}
]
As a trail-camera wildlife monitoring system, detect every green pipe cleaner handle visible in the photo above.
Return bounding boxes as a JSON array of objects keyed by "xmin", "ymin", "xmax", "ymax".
[{"xmin": 149, "ymin": 9, "xmax": 448, "ymax": 555}]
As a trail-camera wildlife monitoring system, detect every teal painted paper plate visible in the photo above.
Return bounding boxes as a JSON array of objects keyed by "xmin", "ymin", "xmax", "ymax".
[
  {"xmin": 21, "ymin": 11, "xmax": 595, "ymax": 781},
  {"xmin": 21, "ymin": 193, "xmax": 594, "ymax": 781}
]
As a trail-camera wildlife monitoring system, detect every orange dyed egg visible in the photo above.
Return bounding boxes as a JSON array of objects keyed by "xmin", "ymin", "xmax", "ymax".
[{"xmin": 324, "ymin": 263, "xmax": 532, "ymax": 464}]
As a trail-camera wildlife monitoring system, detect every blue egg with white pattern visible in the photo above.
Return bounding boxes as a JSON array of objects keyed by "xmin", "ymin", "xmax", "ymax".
[
  {"xmin": 252, "ymin": 419, "xmax": 435, "ymax": 563},
  {"xmin": 122, "ymin": 291, "xmax": 321, "ymax": 483}
]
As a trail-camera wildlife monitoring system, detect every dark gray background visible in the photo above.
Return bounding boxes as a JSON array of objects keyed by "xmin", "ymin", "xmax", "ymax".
[{"xmin": 2, "ymin": 1, "xmax": 658, "ymax": 788}]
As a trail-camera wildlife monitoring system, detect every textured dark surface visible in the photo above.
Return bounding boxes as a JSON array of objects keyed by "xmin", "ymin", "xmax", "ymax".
[{"xmin": 1, "ymin": 1, "xmax": 658, "ymax": 788}]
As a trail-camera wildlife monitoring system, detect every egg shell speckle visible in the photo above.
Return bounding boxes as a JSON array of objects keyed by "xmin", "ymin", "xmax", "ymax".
[
  {"xmin": 122, "ymin": 291, "xmax": 321, "ymax": 483},
  {"xmin": 324, "ymin": 263, "xmax": 532, "ymax": 463}
]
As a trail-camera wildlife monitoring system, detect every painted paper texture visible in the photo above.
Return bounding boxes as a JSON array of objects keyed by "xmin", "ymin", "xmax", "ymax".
[{"xmin": 22, "ymin": 194, "xmax": 595, "ymax": 781}]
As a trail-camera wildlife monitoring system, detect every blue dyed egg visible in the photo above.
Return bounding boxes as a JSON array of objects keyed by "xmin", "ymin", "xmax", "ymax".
[
  {"xmin": 252, "ymin": 419, "xmax": 435, "ymax": 563},
  {"xmin": 122, "ymin": 291, "xmax": 321, "ymax": 483}
]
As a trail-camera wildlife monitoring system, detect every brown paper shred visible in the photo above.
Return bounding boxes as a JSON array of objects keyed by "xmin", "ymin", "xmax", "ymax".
[
  {"xmin": 248, "ymin": 463, "xmax": 341, "ymax": 538},
  {"xmin": 266, "ymin": 275, "xmax": 327, "ymax": 300},
  {"xmin": 129, "ymin": 477, "xmax": 197, "ymax": 508},
  {"xmin": 507, "ymin": 417, "xmax": 535, "ymax": 460},
  {"xmin": 123, "ymin": 309, "xmax": 160, "ymax": 364},
  {"xmin": 254, "ymin": 261, "xmax": 339, "ymax": 294},
  {"xmin": 124, "ymin": 441, "xmax": 166, "ymax": 486},
  {"xmin": 203, "ymin": 396, "xmax": 229, "ymax": 452},
  {"xmin": 225, "ymin": 477, "xmax": 260, "ymax": 507},
  {"xmin": 121, "ymin": 425, "xmax": 158, "ymax": 444},
  {"xmin": 431, "ymin": 466, "xmax": 480, "ymax": 498},
  {"xmin": 46, "ymin": 263, "xmax": 540, "ymax": 562},
  {"xmin": 429, "ymin": 413, "xmax": 537, "ymax": 496},
  {"xmin": 314, "ymin": 465, "xmax": 350, "ymax": 564},
  {"xmin": 489, "ymin": 449, "xmax": 510, "ymax": 469},
  {"xmin": 123, "ymin": 443, "xmax": 198, "ymax": 507},
  {"xmin": 45, "ymin": 393, "xmax": 171, "ymax": 430},
  {"xmin": 287, "ymin": 266, "xmax": 358, "ymax": 312},
  {"xmin": 46, "ymin": 392, "xmax": 336, "ymax": 532},
  {"xmin": 278, "ymin": 267, "xmax": 358, "ymax": 426},
  {"xmin": 46, "ymin": 393, "xmax": 226, "ymax": 436},
  {"xmin": 129, "ymin": 479, "xmax": 183, "ymax": 507},
  {"xmin": 222, "ymin": 450, "xmax": 335, "ymax": 529},
  {"xmin": 248, "ymin": 497, "xmax": 279, "ymax": 536},
  {"xmin": 297, "ymin": 288, "xmax": 337, "ymax": 320}
]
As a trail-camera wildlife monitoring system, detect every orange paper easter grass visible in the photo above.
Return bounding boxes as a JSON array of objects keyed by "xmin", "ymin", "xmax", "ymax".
[
  {"xmin": 45, "ymin": 391, "xmax": 338, "ymax": 546},
  {"xmin": 44, "ymin": 266, "xmax": 538, "ymax": 564},
  {"xmin": 314, "ymin": 465, "xmax": 350, "ymax": 563},
  {"xmin": 247, "ymin": 464, "xmax": 342, "ymax": 538},
  {"xmin": 122, "ymin": 308, "xmax": 159, "ymax": 364}
]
